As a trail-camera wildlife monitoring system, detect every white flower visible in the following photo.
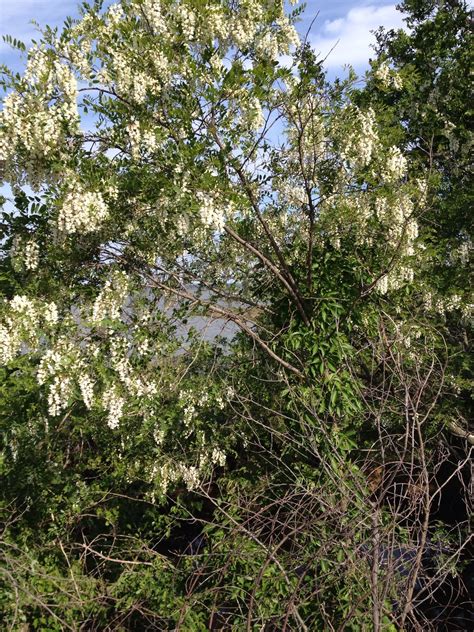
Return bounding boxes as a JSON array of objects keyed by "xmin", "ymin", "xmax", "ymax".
[
  {"xmin": 92, "ymin": 273, "xmax": 129, "ymax": 323},
  {"xmin": 58, "ymin": 181, "xmax": 108, "ymax": 233},
  {"xmin": 79, "ymin": 374, "xmax": 94, "ymax": 409},
  {"xmin": 374, "ymin": 62, "xmax": 403, "ymax": 90},
  {"xmin": 12, "ymin": 237, "xmax": 40, "ymax": 271},
  {"xmin": 24, "ymin": 240, "xmax": 40, "ymax": 270},
  {"xmin": 375, "ymin": 62, "xmax": 390, "ymax": 87},
  {"xmin": 276, "ymin": 17, "xmax": 300, "ymax": 49},
  {"xmin": 392, "ymin": 73, "xmax": 403, "ymax": 90},
  {"xmin": 255, "ymin": 31, "xmax": 280, "ymax": 61},
  {"xmin": 44, "ymin": 302, "xmax": 59, "ymax": 325},
  {"xmin": 181, "ymin": 465, "xmax": 200, "ymax": 491},
  {"xmin": 247, "ymin": 97, "xmax": 265, "ymax": 131},
  {"xmin": 183, "ymin": 404, "xmax": 196, "ymax": 426},
  {"xmin": 376, "ymin": 275, "xmax": 389, "ymax": 295},
  {"xmin": 107, "ymin": 3, "xmax": 125, "ymax": 25},
  {"xmin": 211, "ymin": 447, "xmax": 226, "ymax": 467},
  {"xmin": 384, "ymin": 147, "xmax": 407, "ymax": 182},
  {"xmin": 47, "ymin": 375, "xmax": 72, "ymax": 416},
  {"xmin": 197, "ymin": 192, "xmax": 225, "ymax": 231},
  {"xmin": 0, "ymin": 48, "xmax": 79, "ymax": 187},
  {"xmin": 142, "ymin": 0, "xmax": 167, "ymax": 35},
  {"xmin": 341, "ymin": 107, "xmax": 378, "ymax": 168},
  {"xmin": 176, "ymin": 4, "xmax": 196, "ymax": 40},
  {"xmin": 0, "ymin": 325, "xmax": 19, "ymax": 364},
  {"xmin": 102, "ymin": 387, "xmax": 124, "ymax": 429}
]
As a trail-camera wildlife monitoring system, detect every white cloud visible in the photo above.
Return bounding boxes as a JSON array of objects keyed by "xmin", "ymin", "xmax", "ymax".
[{"xmin": 310, "ymin": 4, "xmax": 406, "ymax": 69}]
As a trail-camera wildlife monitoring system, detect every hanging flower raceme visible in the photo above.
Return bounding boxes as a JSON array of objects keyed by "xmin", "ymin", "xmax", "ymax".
[
  {"xmin": 0, "ymin": 46, "xmax": 79, "ymax": 187},
  {"xmin": 339, "ymin": 106, "xmax": 379, "ymax": 169},
  {"xmin": 57, "ymin": 179, "xmax": 109, "ymax": 234},
  {"xmin": 373, "ymin": 61, "xmax": 403, "ymax": 90},
  {"xmin": 10, "ymin": 236, "xmax": 40, "ymax": 272},
  {"xmin": 383, "ymin": 146, "xmax": 408, "ymax": 182},
  {"xmin": 0, "ymin": 296, "xmax": 58, "ymax": 365}
]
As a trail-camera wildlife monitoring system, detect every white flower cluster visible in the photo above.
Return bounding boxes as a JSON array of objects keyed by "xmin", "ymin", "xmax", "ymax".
[
  {"xmin": 374, "ymin": 62, "xmax": 390, "ymax": 85},
  {"xmin": 348, "ymin": 193, "xmax": 372, "ymax": 221},
  {"xmin": 181, "ymin": 465, "xmax": 200, "ymax": 491},
  {"xmin": 37, "ymin": 339, "xmax": 86, "ymax": 416},
  {"xmin": 102, "ymin": 386, "xmax": 124, "ymax": 429},
  {"xmin": 405, "ymin": 219, "xmax": 419, "ymax": 255},
  {"xmin": 44, "ymin": 302, "xmax": 59, "ymax": 325},
  {"xmin": 79, "ymin": 374, "xmax": 95, "ymax": 409},
  {"xmin": 245, "ymin": 97, "xmax": 265, "ymax": 131},
  {"xmin": 106, "ymin": 3, "xmax": 125, "ymax": 25},
  {"xmin": 206, "ymin": 5, "xmax": 228, "ymax": 41},
  {"xmin": 175, "ymin": 3, "xmax": 197, "ymax": 40},
  {"xmin": 383, "ymin": 146, "xmax": 407, "ymax": 182},
  {"xmin": 376, "ymin": 193, "xmax": 408, "ymax": 224},
  {"xmin": 358, "ymin": 108, "xmax": 379, "ymax": 166},
  {"xmin": 183, "ymin": 403, "xmax": 196, "ymax": 426},
  {"xmin": 0, "ymin": 319, "xmax": 24, "ymax": 365},
  {"xmin": 376, "ymin": 264, "xmax": 417, "ymax": 295},
  {"xmin": 92, "ymin": 272, "xmax": 129, "ymax": 323},
  {"xmin": 374, "ymin": 62, "xmax": 403, "ymax": 90},
  {"xmin": 277, "ymin": 180, "xmax": 307, "ymax": 207},
  {"xmin": 135, "ymin": 337, "xmax": 151, "ymax": 355},
  {"xmin": 47, "ymin": 375, "xmax": 73, "ymax": 417},
  {"xmin": 376, "ymin": 274, "xmax": 389, "ymax": 295},
  {"xmin": 254, "ymin": 18, "xmax": 299, "ymax": 61},
  {"xmin": 200, "ymin": 446, "xmax": 226, "ymax": 468},
  {"xmin": 24, "ymin": 240, "xmax": 40, "ymax": 271},
  {"xmin": 154, "ymin": 446, "xmax": 226, "ymax": 495},
  {"xmin": 212, "ymin": 447, "xmax": 226, "ymax": 467},
  {"xmin": 116, "ymin": 51, "xmax": 163, "ymax": 102},
  {"xmin": 153, "ymin": 426, "xmax": 165, "ymax": 446},
  {"xmin": 197, "ymin": 192, "xmax": 226, "ymax": 231},
  {"xmin": 375, "ymin": 192, "xmax": 418, "ymax": 253},
  {"xmin": 37, "ymin": 349, "xmax": 62, "ymax": 386},
  {"xmin": 441, "ymin": 294, "xmax": 471, "ymax": 317},
  {"xmin": 0, "ymin": 92, "xmax": 78, "ymax": 185},
  {"xmin": 285, "ymin": 93, "xmax": 326, "ymax": 160},
  {"xmin": 0, "ymin": 47, "xmax": 79, "ymax": 186},
  {"xmin": 25, "ymin": 46, "xmax": 77, "ymax": 101},
  {"xmin": 341, "ymin": 107, "xmax": 378, "ymax": 168},
  {"xmin": 450, "ymin": 240, "xmax": 471, "ymax": 265},
  {"xmin": 11, "ymin": 236, "xmax": 40, "ymax": 271},
  {"xmin": 111, "ymin": 351, "xmax": 159, "ymax": 399},
  {"xmin": 422, "ymin": 291, "xmax": 472, "ymax": 317},
  {"xmin": 180, "ymin": 388, "xmax": 208, "ymax": 427},
  {"xmin": 60, "ymin": 36, "xmax": 93, "ymax": 79},
  {"xmin": 58, "ymin": 181, "xmax": 109, "ymax": 233},
  {"xmin": 0, "ymin": 296, "xmax": 59, "ymax": 365},
  {"xmin": 127, "ymin": 120, "xmax": 142, "ymax": 159},
  {"xmin": 141, "ymin": 0, "xmax": 167, "ymax": 35},
  {"xmin": 127, "ymin": 119, "xmax": 158, "ymax": 159},
  {"xmin": 276, "ymin": 16, "xmax": 300, "ymax": 49},
  {"xmin": 255, "ymin": 31, "xmax": 280, "ymax": 61},
  {"xmin": 374, "ymin": 196, "xmax": 420, "ymax": 294},
  {"xmin": 233, "ymin": 18, "xmax": 258, "ymax": 49},
  {"xmin": 155, "ymin": 462, "xmax": 180, "ymax": 494}
]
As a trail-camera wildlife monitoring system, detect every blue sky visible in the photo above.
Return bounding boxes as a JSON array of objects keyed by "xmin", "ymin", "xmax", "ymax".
[{"xmin": 1, "ymin": 1, "xmax": 407, "ymax": 74}]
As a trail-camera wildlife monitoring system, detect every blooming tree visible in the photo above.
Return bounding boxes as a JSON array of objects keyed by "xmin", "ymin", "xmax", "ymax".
[{"xmin": 0, "ymin": 1, "xmax": 471, "ymax": 629}]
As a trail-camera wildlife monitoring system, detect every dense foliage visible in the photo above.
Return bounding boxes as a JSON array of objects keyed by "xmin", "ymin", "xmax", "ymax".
[{"xmin": 0, "ymin": 1, "xmax": 472, "ymax": 630}]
